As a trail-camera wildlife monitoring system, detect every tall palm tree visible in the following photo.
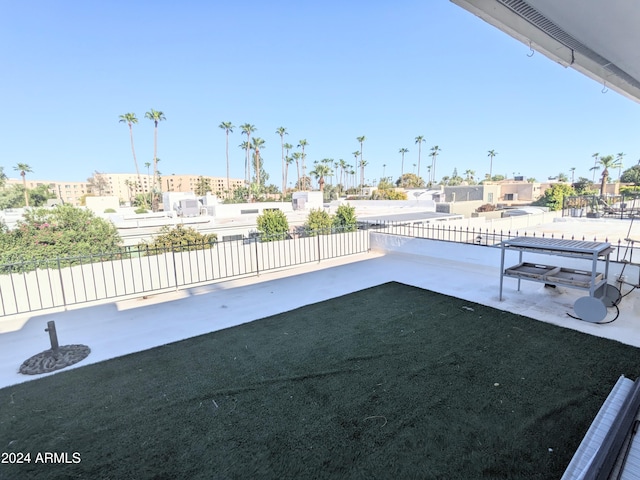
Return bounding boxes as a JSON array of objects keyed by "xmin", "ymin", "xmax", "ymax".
[
  {"xmin": 399, "ymin": 148, "xmax": 409, "ymax": 178},
  {"xmin": 144, "ymin": 109, "xmax": 166, "ymax": 211},
  {"xmin": 430, "ymin": 146, "xmax": 441, "ymax": 184},
  {"xmin": 487, "ymin": 149, "xmax": 498, "ymax": 181},
  {"xmin": 276, "ymin": 127, "xmax": 288, "ymax": 197},
  {"xmin": 569, "ymin": 167, "xmax": 576, "ymax": 183},
  {"xmin": 240, "ymin": 124, "xmax": 257, "ymax": 188},
  {"xmin": 359, "ymin": 159, "xmax": 368, "ymax": 191},
  {"xmin": 14, "ymin": 163, "xmax": 33, "ymax": 207},
  {"xmin": 598, "ymin": 155, "xmax": 622, "ymax": 196},
  {"xmin": 119, "ymin": 113, "xmax": 146, "ymax": 208},
  {"xmin": 356, "ymin": 136, "xmax": 366, "ymax": 192},
  {"xmin": 310, "ymin": 163, "xmax": 332, "ymax": 191},
  {"xmin": 591, "ymin": 152, "xmax": 600, "ymax": 182},
  {"xmin": 464, "ymin": 169, "xmax": 475, "ymax": 183},
  {"xmin": 415, "ymin": 135, "xmax": 425, "ymax": 179},
  {"xmin": 338, "ymin": 159, "xmax": 347, "ymax": 192},
  {"xmin": 297, "ymin": 139, "xmax": 309, "ymax": 190},
  {"xmin": 284, "ymin": 155, "xmax": 294, "ymax": 194},
  {"xmin": 251, "ymin": 137, "xmax": 266, "ymax": 187},
  {"xmin": 616, "ymin": 152, "xmax": 626, "ymax": 181},
  {"xmin": 144, "ymin": 161, "xmax": 152, "ymax": 192},
  {"xmin": 218, "ymin": 121, "xmax": 235, "ymax": 199},
  {"xmin": 292, "ymin": 152, "xmax": 302, "ymax": 190}
]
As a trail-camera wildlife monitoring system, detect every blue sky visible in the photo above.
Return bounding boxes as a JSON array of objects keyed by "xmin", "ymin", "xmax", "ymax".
[{"xmin": 1, "ymin": 0, "xmax": 638, "ymax": 186}]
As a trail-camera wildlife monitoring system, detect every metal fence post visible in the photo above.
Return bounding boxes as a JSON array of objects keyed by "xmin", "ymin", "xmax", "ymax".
[
  {"xmin": 172, "ymin": 247, "xmax": 179, "ymax": 290},
  {"xmin": 254, "ymin": 237, "xmax": 260, "ymax": 276},
  {"xmin": 317, "ymin": 232, "xmax": 322, "ymax": 262},
  {"xmin": 56, "ymin": 256, "xmax": 68, "ymax": 309}
]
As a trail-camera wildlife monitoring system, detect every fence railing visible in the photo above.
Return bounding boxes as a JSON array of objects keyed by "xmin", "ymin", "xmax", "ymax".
[
  {"xmin": 0, "ymin": 228, "xmax": 369, "ymax": 317},
  {"xmin": 364, "ymin": 221, "xmax": 640, "ymax": 263}
]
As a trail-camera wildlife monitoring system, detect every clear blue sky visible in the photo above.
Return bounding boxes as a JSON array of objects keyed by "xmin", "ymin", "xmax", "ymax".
[{"xmin": 1, "ymin": 0, "xmax": 638, "ymax": 186}]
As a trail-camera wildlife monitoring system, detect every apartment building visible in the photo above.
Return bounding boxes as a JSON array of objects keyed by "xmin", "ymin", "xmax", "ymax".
[{"xmin": 5, "ymin": 178, "xmax": 90, "ymax": 206}]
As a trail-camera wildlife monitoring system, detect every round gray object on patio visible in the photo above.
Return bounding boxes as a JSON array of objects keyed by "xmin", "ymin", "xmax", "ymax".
[
  {"xmin": 19, "ymin": 345, "xmax": 91, "ymax": 375},
  {"xmin": 573, "ymin": 296, "xmax": 607, "ymax": 323}
]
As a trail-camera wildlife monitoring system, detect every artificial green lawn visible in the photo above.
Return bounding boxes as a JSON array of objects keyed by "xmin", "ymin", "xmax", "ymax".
[{"xmin": 1, "ymin": 282, "xmax": 640, "ymax": 479}]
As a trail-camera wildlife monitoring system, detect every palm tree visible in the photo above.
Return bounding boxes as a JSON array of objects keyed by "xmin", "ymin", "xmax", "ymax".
[
  {"xmin": 356, "ymin": 136, "xmax": 366, "ymax": 191},
  {"xmin": 297, "ymin": 139, "xmax": 309, "ymax": 190},
  {"xmin": 144, "ymin": 161, "xmax": 152, "ymax": 191},
  {"xmin": 240, "ymin": 124, "xmax": 257, "ymax": 187},
  {"xmin": 598, "ymin": 155, "xmax": 622, "ymax": 196},
  {"xmin": 251, "ymin": 137, "xmax": 266, "ymax": 187},
  {"xmin": 218, "ymin": 121, "xmax": 235, "ymax": 199},
  {"xmin": 14, "ymin": 163, "xmax": 33, "ymax": 207},
  {"xmin": 399, "ymin": 148, "xmax": 409, "ymax": 178},
  {"xmin": 591, "ymin": 152, "xmax": 600, "ymax": 182},
  {"xmin": 569, "ymin": 167, "xmax": 576, "ymax": 183},
  {"xmin": 284, "ymin": 155, "xmax": 294, "ymax": 195},
  {"xmin": 338, "ymin": 159, "xmax": 348, "ymax": 192},
  {"xmin": 430, "ymin": 146, "xmax": 441, "ymax": 184},
  {"xmin": 144, "ymin": 109, "xmax": 166, "ymax": 211},
  {"xmin": 359, "ymin": 159, "xmax": 368, "ymax": 191},
  {"xmin": 276, "ymin": 127, "xmax": 288, "ymax": 197},
  {"xmin": 487, "ymin": 149, "xmax": 498, "ymax": 181},
  {"xmin": 119, "ymin": 113, "xmax": 146, "ymax": 208},
  {"xmin": 464, "ymin": 169, "xmax": 475, "ymax": 183},
  {"xmin": 310, "ymin": 163, "xmax": 332, "ymax": 191},
  {"xmin": 415, "ymin": 136, "xmax": 425, "ymax": 179},
  {"xmin": 616, "ymin": 152, "xmax": 626, "ymax": 181},
  {"xmin": 292, "ymin": 152, "xmax": 302, "ymax": 190}
]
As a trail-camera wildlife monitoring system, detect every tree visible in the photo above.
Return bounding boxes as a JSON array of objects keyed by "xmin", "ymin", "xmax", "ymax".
[
  {"xmin": 195, "ymin": 176, "xmax": 212, "ymax": 196},
  {"xmin": 276, "ymin": 127, "xmax": 288, "ymax": 196},
  {"xmin": 399, "ymin": 148, "xmax": 409, "ymax": 178},
  {"xmin": 0, "ymin": 204, "xmax": 122, "ymax": 267},
  {"xmin": 0, "ymin": 184, "xmax": 56, "ymax": 209},
  {"xmin": 396, "ymin": 173, "xmax": 425, "ymax": 188},
  {"xmin": 218, "ymin": 121, "xmax": 234, "ymax": 199},
  {"xmin": 144, "ymin": 108, "xmax": 166, "ymax": 211},
  {"xmin": 557, "ymin": 172, "xmax": 569, "ymax": 182},
  {"xmin": 292, "ymin": 152, "xmax": 302, "ymax": 190},
  {"xmin": 240, "ymin": 124, "xmax": 256, "ymax": 189},
  {"xmin": 13, "ymin": 163, "xmax": 32, "ymax": 207},
  {"xmin": 283, "ymin": 142, "xmax": 294, "ymax": 194},
  {"xmin": 0, "ymin": 166, "xmax": 6, "ymax": 189},
  {"xmin": 597, "ymin": 154, "xmax": 622, "ymax": 196},
  {"xmin": 591, "ymin": 152, "xmax": 600, "ymax": 182},
  {"xmin": 310, "ymin": 163, "xmax": 332, "ymax": 191},
  {"xmin": 415, "ymin": 135, "xmax": 425, "ymax": 179},
  {"xmin": 87, "ymin": 171, "xmax": 109, "ymax": 196},
  {"xmin": 304, "ymin": 209, "xmax": 333, "ymax": 235},
  {"xmin": 533, "ymin": 183, "xmax": 575, "ymax": 211},
  {"xmin": 256, "ymin": 209, "xmax": 289, "ymax": 241},
  {"xmin": 356, "ymin": 136, "xmax": 366, "ymax": 191},
  {"xmin": 620, "ymin": 165, "xmax": 640, "ymax": 187},
  {"xmin": 487, "ymin": 150, "xmax": 498, "ymax": 181},
  {"xmin": 297, "ymin": 139, "xmax": 309, "ymax": 189},
  {"xmin": 250, "ymin": 137, "xmax": 266, "ymax": 188},
  {"xmin": 616, "ymin": 152, "xmax": 626, "ymax": 181},
  {"xmin": 119, "ymin": 113, "xmax": 146, "ymax": 208},
  {"xmin": 139, "ymin": 224, "xmax": 217, "ymax": 253},
  {"xmin": 333, "ymin": 204, "xmax": 357, "ymax": 232},
  {"xmin": 569, "ymin": 167, "xmax": 576, "ymax": 183},
  {"xmin": 464, "ymin": 169, "xmax": 476, "ymax": 184},
  {"xmin": 430, "ymin": 146, "xmax": 441, "ymax": 184}
]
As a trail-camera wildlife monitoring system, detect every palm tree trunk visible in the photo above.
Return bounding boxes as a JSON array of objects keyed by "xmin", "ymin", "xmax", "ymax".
[
  {"xmin": 129, "ymin": 124, "xmax": 147, "ymax": 208},
  {"xmin": 152, "ymin": 122, "xmax": 158, "ymax": 211},
  {"xmin": 22, "ymin": 173, "xmax": 28, "ymax": 207},
  {"xmin": 225, "ymin": 131, "xmax": 230, "ymax": 199}
]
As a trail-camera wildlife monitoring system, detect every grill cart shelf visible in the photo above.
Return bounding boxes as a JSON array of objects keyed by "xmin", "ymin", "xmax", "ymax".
[{"xmin": 499, "ymin": 237, "xmax": 613, "ymax": 321}]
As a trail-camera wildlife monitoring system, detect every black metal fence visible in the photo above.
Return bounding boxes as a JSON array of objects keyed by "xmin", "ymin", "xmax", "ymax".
[
  {"xmin": 365, "ymin": 221, "xmax": 640, "ymax": 263},
  {"xmin": 0, "ymin": 228, "xmax": 369, "ymax": 317}
]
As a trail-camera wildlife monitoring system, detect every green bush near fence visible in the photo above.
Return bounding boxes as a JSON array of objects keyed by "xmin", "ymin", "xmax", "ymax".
[
  {"xmin": 256, "ymin": 209, "xmax": 290, "ymax": 242},
  {"xmin": 332, "ymin": 204, "xmax": 357, "ymax": 232},
  {"xmin": 0, "ymin": 205, "xmax": 123, "ymax": 271},
  {"xmin": 138, "ymin": 225, "xmax": 218, "ymax": 253},
  {"xmin": 304, "ymin": 209, "xmax": 333, "ymax": 236}
]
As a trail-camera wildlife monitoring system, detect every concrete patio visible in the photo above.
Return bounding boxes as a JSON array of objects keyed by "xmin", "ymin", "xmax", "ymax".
[{"xmin": 1, "ymin": 227, "xmax": 639, "ymax": 391}]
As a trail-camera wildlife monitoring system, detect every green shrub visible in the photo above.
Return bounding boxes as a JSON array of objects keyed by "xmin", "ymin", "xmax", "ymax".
[
  {"xmin": 0, "ymin": 205, "xmax": 122, "ymax": 270},
  {"xmin": 371, "ymin": 189, "xmax": 407, "ymax": 200},
  {"xmin": 139, "ymin": 225, "xmax": 217, "ymax": 253},
  {"xmin": 532, "ymin": 183, "xmax": 576, "ymax": 211},
  {"xmin": 256, "ymin": 209, "xmax": 289, "ymax": 241},
  {"xmin": 104, "ymin": 208, "xmax": 116, "ymax": 213},
  {"xmin": 333, "ymin": 204, "xmax": 357, "ymax": 232},
  {"xmin": 135, "ymin": 207, "xmax": 148, "ymax": 214},
  {"xmin": 304, "ymin": 209, "xmax": 333, "ymax": 236}
]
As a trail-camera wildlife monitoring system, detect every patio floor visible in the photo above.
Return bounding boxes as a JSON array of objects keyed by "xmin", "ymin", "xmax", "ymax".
[{"xmin": 1, "ymin": 233, "xmax": 640, "ymax": 390}]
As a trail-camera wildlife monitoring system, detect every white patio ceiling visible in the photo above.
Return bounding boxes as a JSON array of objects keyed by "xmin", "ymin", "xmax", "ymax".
[{"xmin": 451, "ymin": 0, "xmax": 640, "ymax": 103}]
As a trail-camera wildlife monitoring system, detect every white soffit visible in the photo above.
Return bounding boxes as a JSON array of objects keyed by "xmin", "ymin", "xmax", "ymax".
[{"xmin": 451, "ymin": 0, "xmax": 640, "ymax": 104}]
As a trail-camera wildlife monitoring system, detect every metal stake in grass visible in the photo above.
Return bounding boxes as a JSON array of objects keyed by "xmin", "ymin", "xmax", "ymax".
[{"xmin": 45, "ymin": 321, "xmax": 60, "ymax": 352}]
